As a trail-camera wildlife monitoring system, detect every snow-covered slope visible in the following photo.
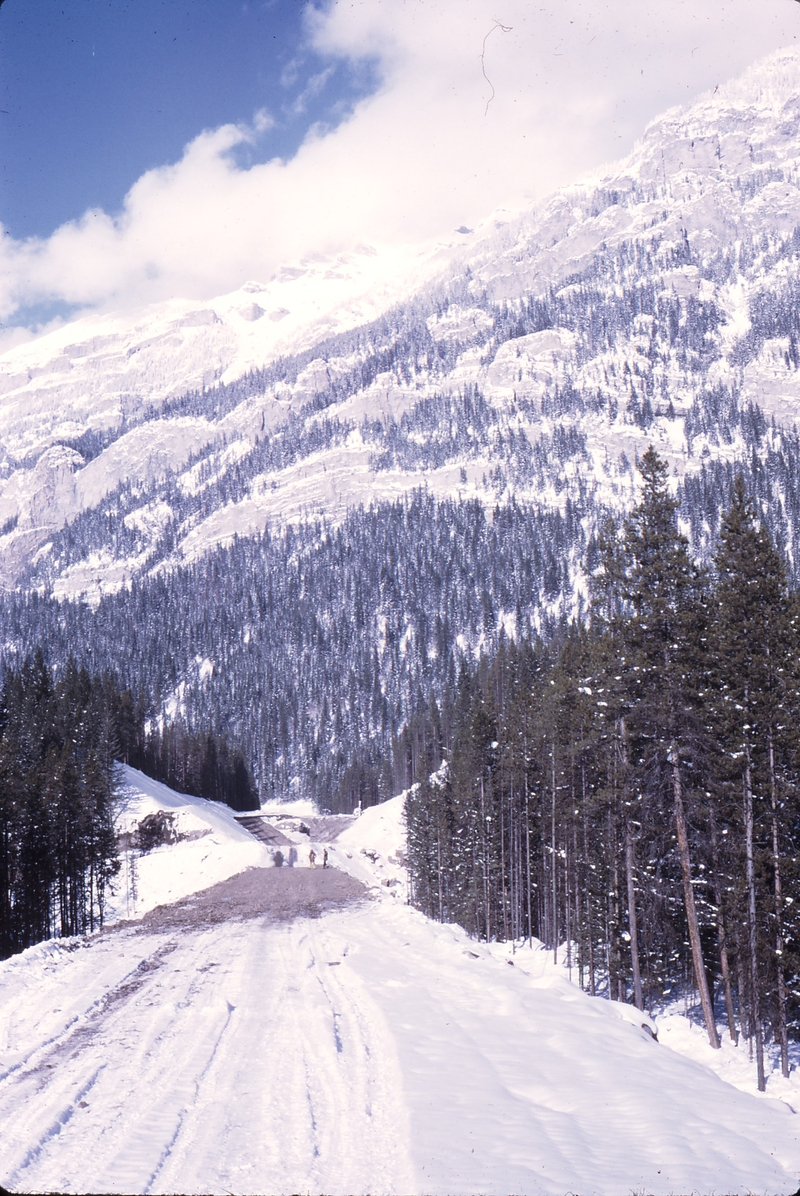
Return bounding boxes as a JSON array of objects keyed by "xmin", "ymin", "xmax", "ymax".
[
  {"xmin": 1, "ymin": 782, "xmax": 800, "ymax": 1195},
  {"xmin": 0, "ymin": 245, "xmax": 445, "ymax": 463},
  {"xmin": 109, "ymin": 765, "xmax": 270, "ymax": 920},
  {"xmin": 4, "ymin": 49, "xmax": 800, "ymax": 592},
  {"xmin": 327, "ymin": 793, "xmax": 408, "ymax": 900}
]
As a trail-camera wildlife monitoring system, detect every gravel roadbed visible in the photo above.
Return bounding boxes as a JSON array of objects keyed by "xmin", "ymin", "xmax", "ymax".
[{"xmin": 135, "ymin": 866, "xmax": 368, "ymax": 931}]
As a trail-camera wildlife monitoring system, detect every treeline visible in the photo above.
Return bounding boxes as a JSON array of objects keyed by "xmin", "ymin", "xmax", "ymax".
[
  {"xmin": 2, "ymin": 495, "xmax": 582, "ymax": 809},
  {"xmin": 0, "ymin": 655, "xmax": 259, "ymax": 961},
  {"xmin": 137, "ymin": 722, "xmax": 258, "ymax": 812},
  {"xmin": 405, "ymin": 449, "xmax": 800, "ymax": 1089},
  {"xmin": 0, "ymin": 655, "xmax": 122, "ymax": 958},
  {"xmin": 97, "ymin": 690, "xmax": 259, "ymax": 813}
]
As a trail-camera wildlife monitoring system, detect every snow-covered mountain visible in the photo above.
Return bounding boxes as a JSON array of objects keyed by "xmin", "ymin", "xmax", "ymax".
[{"xmin": 4, "ymin": 47, "xmax": 800, "ymax": 595}]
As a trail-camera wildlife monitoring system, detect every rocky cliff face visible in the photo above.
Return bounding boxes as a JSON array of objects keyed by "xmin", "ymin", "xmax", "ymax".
[{"xmin": 2, "ymin": 48, "xmax": 800, "ymax": 595}]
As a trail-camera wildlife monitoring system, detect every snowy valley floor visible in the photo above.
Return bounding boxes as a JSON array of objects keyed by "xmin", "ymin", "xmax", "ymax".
[{"xmin": 1, "ymin": 769, "xmax": 800, "ymax": 1195}]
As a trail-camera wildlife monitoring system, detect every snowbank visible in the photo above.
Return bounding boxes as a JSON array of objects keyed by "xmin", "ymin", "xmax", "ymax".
[
  {"xmin": 329, "ymin": 790, "xmax": 800, "ymax": 1111},
  {"xmin": 107, "ymin": 765, "xmax": 269, "ymax": 922},
  {"xmin": 326, "ymin": 792, "xmax": 408, "ymax": 899},
  {"xmin": 336, "ymin": 900, "xmax": 800, "ymax": 1196},
  {"xmin": 260, "ymin": 797, "xmax": 318, "ymax": 819}
]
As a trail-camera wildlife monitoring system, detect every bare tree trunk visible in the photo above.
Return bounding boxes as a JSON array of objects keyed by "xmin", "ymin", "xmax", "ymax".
[
  {"xmin": 551, "ymin": 748, "xmax": 558, "ymax": 964},
  {"xmin": 480, "ymin": 776, "xmax": 490, "ymax": 942},
  {"xmin": 616, "ymin": 718, "xmax": 642, "ymax": 1008},
  {"xmin": 509, "ymin": 785, "xmax": 516, "ymax": 944},
  {"xmin": 624, "ymin": 822, "xmax": 644, "ymax": 1010},
  {"xmin": 573, "ymin": 808, "xmax": 581, "ymax": 987},
  {"xmin": 89, "ymin": 849, "xmax": 95, "ymax": 935},
  {"xmin": 669, "ymin": 745, "xmax": 720, "ymax": 1049},
  {"xmin": 436, "ymin": 818, "xmax": 443, "ymax": 924},
  {"xmin": 608, "ymin": 800, "xmax": 621, "ymax": 1000},
  {"xmin": 565, "ymin": 837, "xmax": 572, "ymax": 981},
  {"xmin": 472, "ymin": 843, "xmax": 480, "ymax": 939},
  {"xmin": 541, "ymin": 844, "xmax": 548, "ymax": 948},
  {"xmin": 587, "ymin": 894, "xmax": 596, "ymax": 995},
  {"xmin": 500, "ymin": 783, "xmax": 508, "ymax": 941},
  {"xmin": 736, "ymin": 925, "xmax": 749, "ymax": 1044},
  {"xmin": 768, "ymin": 731, "xmax": 790, "ymax": 1079},
  {"xmin": 582, "ymin": 783, "xmax": 595, "ymax": 995},
  {"xmin": 743, "ymin": 753, "xmax": 766, "ymax": 1089},
  {"xmin": 717, "ymin": 910, "xmax": 738, "ymax": 1046},
  {"xmin": 709, "ymin": 812, "xmax": 737, "ymax": 1044},
  {"xmin": 525, "ymin": 778, "xmax": 532, "ymax": 948},
  {"xmin": 565, "ymin": 759, "xmax": 575, "ymax": 981}
]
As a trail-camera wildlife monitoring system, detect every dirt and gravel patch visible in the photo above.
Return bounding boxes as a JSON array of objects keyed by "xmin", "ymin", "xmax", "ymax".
[{"xmin": 127, "ymin": 866, "xmax": 368, "ymax": 933}]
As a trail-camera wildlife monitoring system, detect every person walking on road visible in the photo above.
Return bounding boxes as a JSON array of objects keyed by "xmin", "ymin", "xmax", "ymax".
[
  {"xmin": 323, "ymin": 848, "xmax": 328, "ymax": 868},
  {"xmin": 309, "ymin": 848, "xmax": 316, "ymax": 868}
]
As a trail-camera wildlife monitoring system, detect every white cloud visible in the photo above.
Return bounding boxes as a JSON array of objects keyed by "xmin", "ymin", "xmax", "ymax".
[{"xmin": 1, "ymin": 0, "xmax": 798, "ymax": 324}]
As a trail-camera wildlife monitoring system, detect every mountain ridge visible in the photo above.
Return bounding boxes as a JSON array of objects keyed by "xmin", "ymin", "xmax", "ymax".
[
  {"xmin": 2, "ymin": 48, "xmax": 800, "ymax": 596},
  {"xmin": 4, "ymin": 49, "xmax": 800, "ymax": 801}
]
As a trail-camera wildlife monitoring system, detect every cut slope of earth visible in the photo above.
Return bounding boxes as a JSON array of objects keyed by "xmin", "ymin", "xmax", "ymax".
[{"xmin": 108, "ymin": 765, "xmax": 271, "ymax": 921}]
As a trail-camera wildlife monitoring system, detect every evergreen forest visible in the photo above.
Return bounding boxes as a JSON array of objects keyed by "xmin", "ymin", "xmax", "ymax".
[
  {"xmin": 0, "ymin": 655, "xmax": 258, "ymax": 961},
  {"xmin": 5, "ymin": 413, "xmax": 800, "ymax": 817},
  {"xmin": 0, "ymin": 656, "xmax": 122, "ymax": 958},
  {"xmin": 403, "ymin": 450, "xmax": 800, "ymax": 1088}
]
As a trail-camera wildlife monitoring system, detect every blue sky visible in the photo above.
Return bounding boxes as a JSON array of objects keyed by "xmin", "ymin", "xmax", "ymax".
[
  {"xmin": 0, "ymin": 0, "xmax": 798, "ymax": 332},
  {"xmin": 0, "ymin": 1, "xmax": 377, "ymax": 240}
]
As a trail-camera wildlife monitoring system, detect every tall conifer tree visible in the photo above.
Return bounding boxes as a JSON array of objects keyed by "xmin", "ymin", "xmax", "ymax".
[
  {"xmin": 623, "ymin": 447, "xmax": 720, "ymax": 1047},
  {"xmin": 710, "ymin": 477, "xmax": 793, "ymax": 1086}
]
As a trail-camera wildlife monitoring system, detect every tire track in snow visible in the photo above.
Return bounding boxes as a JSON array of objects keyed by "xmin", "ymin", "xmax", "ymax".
[
  {"xmin": 151, "ymin": 916, "xmax": 415, "ymax": 1196},
  {"xmin": 3, "ymin": 1065, "xmax": 106, "ymax": 1191},
  {"xmin": 145, "ymin": 920, "xmax": 315, "ymax": 1195},
  {"xmin": 0, "ymin": 936, "xmax": 187, "ymax": 1191},
  {"xmin": 0, "ymin": 877, "xmax": 414, "ymax": 1195},
  {"xmin": 0, "ymin": 934, "xmax": 175, "ymax": 1091},
  {"xmin": 295, "ymin": 916, "xmax": 415, "ymax": 1195},
  {"xmin": 0, "ymin": 927, "xmax": 239, "ymax": 1194},
  {"xmin": 153, "ymin": 921, "xmax": 355, "ymax": 1194},
  {"xmin": 81, "ymin": 926, "xmax": 254, "ymax": 1195},
  {"xmin": 125, "ymin": 996, "xmax": 239, "ymax": 1196}
]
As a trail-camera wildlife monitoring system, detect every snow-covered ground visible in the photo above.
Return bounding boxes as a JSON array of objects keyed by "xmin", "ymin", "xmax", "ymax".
[
  {"xmin": 108, "ymin": 766, "xmax": 271, "ymax": 921},
  {"xmin": 1, "ymin": 770, "xmax": 800, "ymax": 1195},
  {"xmin": 326, "ymin": 792, "xmax": 409, "ymax": 901}
]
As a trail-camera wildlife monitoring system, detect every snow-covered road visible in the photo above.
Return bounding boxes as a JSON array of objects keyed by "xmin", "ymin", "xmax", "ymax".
[
  {"xmin": 2, "ymin": 770, "xmax": 800, "ymax": 1195},
  {"xmin": 0, "ymin": 893, "xmax": 414, "ymax": 1196},
  {"xmin": 2, "ymin": 887, "xmax": 800, "ymax": 1195}
]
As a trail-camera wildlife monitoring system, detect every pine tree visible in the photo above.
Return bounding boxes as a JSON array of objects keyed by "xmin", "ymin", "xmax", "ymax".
[
  {"xmin": 709, "ymin": 476, "xmax": 794, "ymax": 1086},
  {"xmin": 622, "ymin": 447, "xmax": 720, "ymax": 1048}
]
